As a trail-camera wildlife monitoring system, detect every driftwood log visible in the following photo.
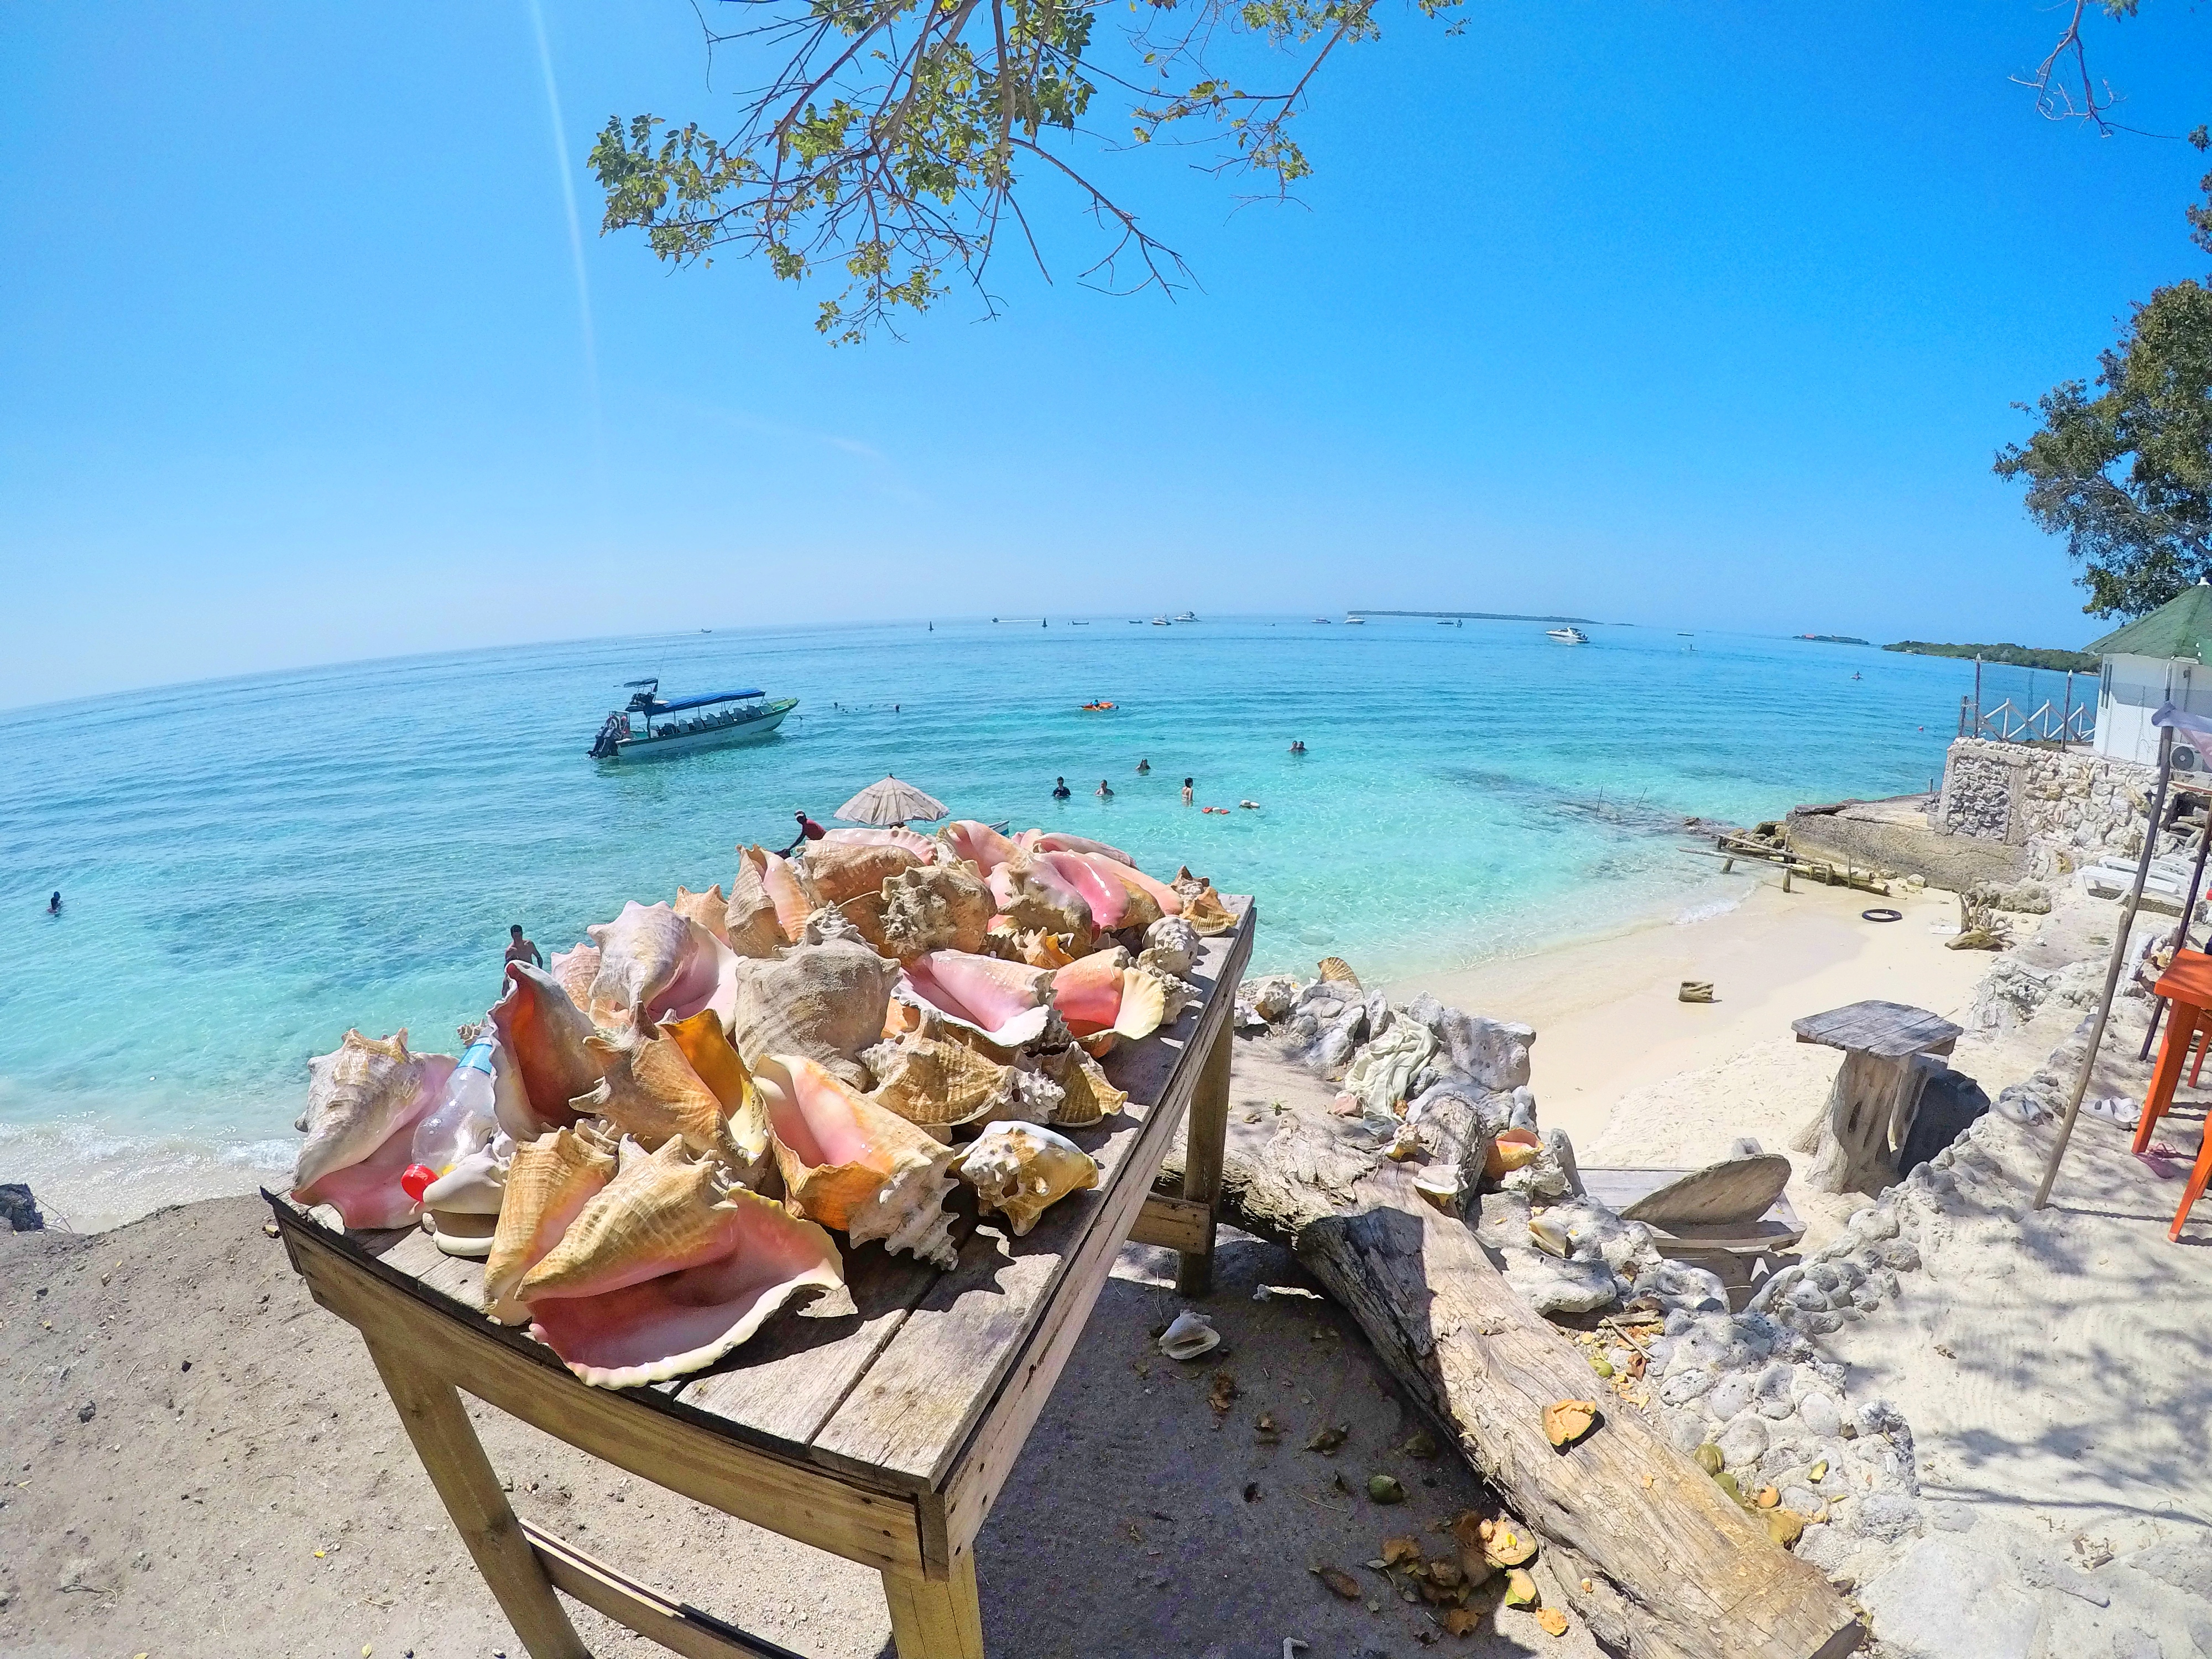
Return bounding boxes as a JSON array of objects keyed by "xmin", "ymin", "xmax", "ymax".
[{"xmin": 1176, "ymin": 1036, "xmax": 1860, "ymax": 1659}]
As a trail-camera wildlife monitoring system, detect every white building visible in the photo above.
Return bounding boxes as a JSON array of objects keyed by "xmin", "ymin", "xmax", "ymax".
[{"xmin": 2091, "ymin": 580, "xmax": 2212, "ymax": 770}]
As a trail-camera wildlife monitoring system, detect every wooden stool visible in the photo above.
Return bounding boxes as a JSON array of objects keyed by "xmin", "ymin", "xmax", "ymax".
[
  {"xmin": 2133, "ymin": 949, "xmax": 2212, "ymax": 1157},
  {"xmin": 1789, "ymin": 1001, "xmax": 1963, "ymax": 1193}
]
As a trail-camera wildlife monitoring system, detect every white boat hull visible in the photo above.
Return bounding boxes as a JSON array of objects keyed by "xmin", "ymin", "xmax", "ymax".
[{"xmin": 601, "ymin": 703, "xmax": 794, "ymax": 763}]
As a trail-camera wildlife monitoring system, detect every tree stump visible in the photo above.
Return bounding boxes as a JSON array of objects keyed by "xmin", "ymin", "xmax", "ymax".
[{"xmin": 1788, "ymin": 1001, "xmax": 1963, "ymax": 1194}]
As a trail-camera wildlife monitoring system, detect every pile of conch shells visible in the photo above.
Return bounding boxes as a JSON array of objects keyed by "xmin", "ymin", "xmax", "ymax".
[{"xmin": 288, "ymin": 823, "xmax": 1236, "ymax": 1389}]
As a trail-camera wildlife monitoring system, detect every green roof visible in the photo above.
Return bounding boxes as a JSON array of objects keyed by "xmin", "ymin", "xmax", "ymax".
[{"xmin": 2086, "ymin": 581, "xmax": 2212, "ymax": 660}]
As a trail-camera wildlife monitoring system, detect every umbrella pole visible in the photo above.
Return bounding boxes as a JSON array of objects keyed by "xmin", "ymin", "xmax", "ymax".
[{"xmin": 2034, "ymin": 723, "xmax": 2175, "ymax": 1210}]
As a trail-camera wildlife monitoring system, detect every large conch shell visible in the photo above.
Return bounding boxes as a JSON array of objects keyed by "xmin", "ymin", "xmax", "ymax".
[
  {"xmin": 822, "ymin": 825, "xmax": 938, "ymax": 860},
  {"xmin": 989, "ymin": 852, "xmax": 1094, "ymax": 945},
  {"xmin": 293, "ymin": 1029, "xmax": 449, "ymax": 1197},
  {"xmin": 728, "ymin": 932, "xmax": 899, "ymax": 1088},
  {"xmin": 1037, "ymin": 851, "xmax": 1142, "ymax": 930},
  {"xmin": 1138, "ymin": 915, "xmax": 1199, "ymax": 979},
  {"xmin": 487, "ymin": 962, "xmax": 607, "ymax": 1136},
  {"xmin": 938, "ymin": 819, "xmax": 1020, "ymax": 874},
  {"xmin": 1051, "ymin": 948, "xmax": 1169, "ymax": 1041},
  {"xmin": 673, "ymin": 884, "xmax": 732, "ymax": 947},
  {"xmin": 1039, "ymin": 1045, "xmax": 1128, "ymax": 1128},
  {"xmin": 660, "ymin": 1009, "xmax": 775, "ymax": 1193},
  {"xmin": 862, "ymin": 1036, "xmax": 1016, "ymax": 1140},
  {"xmin": 1026, "ymin": 831, "xmax": 1134, "ymax": 865},
  {"xmin": 1096, "ymin": 858, "xmax": 1185, "ymax": 919},
  {"xmin": 547, "ymin": 942, "xmax": 600, "ymax": 1010},
  {"xmin": 585, "ymin": 901, "xmax": 740, "ymax": 1030},
  {"xmin": 758, "ymin": 849, "xmax": 817, "ymax": 942},
  {"xmin": 483, "ymin": 1124, "xmax": 617, "ymax": 1318},
  {"xmin": 520, "ymin": 1139, "xmax": 844, "ymax": 1387},
  {"xmin": 753, "ymin": 1055, "xmax": 962, "ymax": 1269},
  {"xmin": 900, "ymin": 950, "xmax": 1056, "ymax": 1048},
  {"xmin": 877, "ymin": 861, "xmax": 995, "ymax": 961},
  {"xmin": 723, "ymin": 847, "xmax": 787, "ymax": 959},
  {"xmin": 952, "ymin": 1121, "xmax": 1099, "ymax": 1237},
  {"xmin": 577, "ymin": 1027, "xmax": 735, "ymax": 1159},
  {"xmin": 1006, "ymin": 927, "xmax": 1074, "ymax": 969},
  {"xmin": 801, "ymin": 840, "xmax": 924, "ymax": 906}
]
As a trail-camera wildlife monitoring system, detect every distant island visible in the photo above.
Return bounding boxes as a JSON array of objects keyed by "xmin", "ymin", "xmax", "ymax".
[
  {"xmin": 1349, "ymin": 609, "xmax": 1600, "ymax": 624},
  {"xmin": 1797, "ymin": 634, "xmax": 1872, "ymax": 645},
  {"xmin": 1884, "ymin": 640, "xmax": 2098, "ymax": 673}
]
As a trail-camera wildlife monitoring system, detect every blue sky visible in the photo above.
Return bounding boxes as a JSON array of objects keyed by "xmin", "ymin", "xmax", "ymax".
[{"xmin": 2, "ymin": 2, "xmax": 2206, "ymax": 707}]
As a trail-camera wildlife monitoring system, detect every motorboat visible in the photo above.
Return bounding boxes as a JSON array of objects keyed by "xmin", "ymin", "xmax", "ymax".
[
  {"xmin": 1173, "ymin": 611, "xmax": 1197, "ymax": 623},
  {"xmin": 1343, "ymin": 614, "xmax": 1365, "ymax": 625},
  {"xmin": 589, "ymin": 679, "xmax": 797, "ymax": 763},
  {"xmin": 1151, "ymin": 615, "xmax": 1171, "ymax": 625},
  {"xmin": 1546, "ymin": 627, "xmax": 1590, "ymax": 645}
]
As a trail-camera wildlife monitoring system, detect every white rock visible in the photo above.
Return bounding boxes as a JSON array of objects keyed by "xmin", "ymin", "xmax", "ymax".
[
  {"xmin": 1706, "ymin": 1374, "xmax": 1754, "ymax": 1422},
  {"xmin": 1858, "ymin": 1537, "xmax": 2039, "ymax": 1659},
  {"xmin": 1796, "ymin": 1391, "xmax": 1843, "ymax": 1439},
  {"xmin": 1717, "ymin": 1415, "xmax": 1768, "ymax": 1468}
]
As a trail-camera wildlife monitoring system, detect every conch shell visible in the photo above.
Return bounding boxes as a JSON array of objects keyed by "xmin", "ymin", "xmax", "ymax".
[
  {"xmin": 577, "ymin": 1027, "xmax": 735, "ymax": 1159},
  {"xmin": 483, "ymin": 1125, "xmax": 617, "ymax": 1318},
  {"xmin": 1097, "ymin": 858, "xmax": 1185, "ymax": 919},
  {"xmin": 758, "ymin": 849, "xmax": 817, "ymax": 942},
  {"xmin": 293, "ymin": 1029, "xmax": 448, "ymax": 1197},
  {"xmin": 1027, "ymin": 831, "xmax": 1134, "ymax": 865},
  {"xmin": 821, "ymin": 825, "xmax": 938, "ymax": 860},
  {"xmin": 659, "ymin": 1009, "xmax": 775, "ymax": 1193},
  {"xmin": 1051, "ymin": 948, "xmax": 1169, "ymax": 1042},
  {"xmin": 728, "ymin": 932, "xmax": 899, "ymax": 1088},
  {"xmin": 487, "ymin": 962, "xmax": 607, "ymax": 1137},
  {"xmin": 952, "ymin": 1121, "xmax": 1098, "ymax": 1237},
  {"xmin": 862, "ymin": 1036, "xmax": 1016, "ymax": 1140},
  {"xmin": 547, "ymin": 942, "xmax": 600, "ymax": 1010},
  {"xmin": 1138, "ymin": 915, "xmax": 1199, "ymax": 979},
  {"xmin": 753, "ymin": 1055, "xmax": 962, "ymax": 1269},
  {"xmin": 801, "ymin": 840, "xmax": 924, "ymax": 905},
  {"xmin": 900, "ymin": 950, "xmax": 1056, "ymax": 1048},
  {"xmin": 422, "ymin": 1133, "xmax": 513, "ymax": 1258},
  {"xmin": 520, "ymin": 1139, "xmax": 844, "ymax": 1387},
  {"xmin": 878, "ymin": 861, "xmax": 995, "ymax": 961},
  {"xmin": 1039, "ymin": 1045, "xmax": 1128, "ymax": 1128},
  {"xmin": 723, "ymin": 847, "xmax": 787, "ymax": 958},
  {"xmin": 1173, "ymin": 870, "xmax": 1237, "ymax": 935},
  {"xmin": 674, "ymin": 884, "xmax": 732, "ymax": 947},
  {"xmin": 989, "ymin": 852, "xmax": 1094, "ymax": 946},
  {"xmin": 1004, "ymin": 927, "xmax": 1074, "ymax": 969},
  {"xmin": 585, "ymin": 901, "xmax": 739, "ymax": 1029},
  {"xmin": 937, "ymin": 819, "xmax": 1019, "ymax": 874}
]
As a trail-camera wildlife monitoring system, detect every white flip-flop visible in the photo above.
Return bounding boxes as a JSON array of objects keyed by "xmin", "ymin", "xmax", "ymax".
[{"xmin": 2082, "ymin": 1096, "xmax": 2142, "ymax": 1130}]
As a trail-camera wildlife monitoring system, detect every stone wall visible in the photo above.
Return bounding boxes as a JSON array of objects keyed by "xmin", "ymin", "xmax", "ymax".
[{"xmin": 1934, "ymin": 739, "xmax": 2151, "ymax": 871}]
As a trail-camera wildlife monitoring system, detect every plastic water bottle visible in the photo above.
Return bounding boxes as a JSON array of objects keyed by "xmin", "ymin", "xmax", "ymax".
[{"xmin": 401, "ymin": 1035, "xmax": 499, "ymax": 1202}]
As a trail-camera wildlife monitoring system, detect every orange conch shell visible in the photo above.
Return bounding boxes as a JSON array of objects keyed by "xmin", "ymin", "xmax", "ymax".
[
  {"xmin": 754, "ymin": 1055, "xmax": 961, "ymax": 1269},
  {"xmin": 759, "ymin": 849, "xmax": 817, "ymax": 942},
  {"xmin": 488, "ymin": 962, "xmax": 608, "ymax": 1135},
  {"xmin": 1051, "ymin": 949, "xmax": 1169, "ymax": 1042},
  {"xmin": 483, "ymin": 1125, "xmax": 617, "ymax": 1319},
  {"xmin": 659, "ymin": 1009, "xmax": 775, "ymax": 1192}
]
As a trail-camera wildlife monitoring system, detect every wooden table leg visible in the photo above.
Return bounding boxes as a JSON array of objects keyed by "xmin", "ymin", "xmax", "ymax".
[
  {"xmin": 881, "ymin": 1554, "xmax": 983, "ymax": 1659},
  {"xmin": 363, "ymin": 1335, "xmax": 590, "ymax": 1659},
  {"xmin": 1175, "ymin": 1012, "xmax": 1233, "ymax": 1297}
]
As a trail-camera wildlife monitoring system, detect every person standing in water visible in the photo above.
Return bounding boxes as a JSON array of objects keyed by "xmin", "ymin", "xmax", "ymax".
[
  {"xmin": 1136, "ymin": 758, "xmax": 1151, "ymax": 774},
  {"xmin": 505, "ymin": 925, "xmax": 544, "ymax": 971},
  {"xmin": 1095, "ymin": 779, "xmax": 1114, "ymax": 799},
  {"xmin": 1181, "ymin": 777, "xmax": 1194, "ymax": 805},
  {"xmin": 1052, "ymin": 776, "xmax": 1072, "ymax": 799},
  {"xmin": 47, "ymin": 890, "xmax": 62, "ymax": 915}
]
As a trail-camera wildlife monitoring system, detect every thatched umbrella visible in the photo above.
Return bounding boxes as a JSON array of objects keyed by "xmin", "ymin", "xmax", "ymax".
[{"xmin": 836, "ymin": 775, "xmax": 948, "ymax": 827}]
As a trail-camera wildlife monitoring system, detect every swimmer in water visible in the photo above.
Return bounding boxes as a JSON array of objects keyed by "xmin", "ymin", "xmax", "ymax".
[
  {"xmin": 1136, "ymin": 758, "xmax": 1151, "ymax": 773},
  {"xmin": 1052, "ymin": 776, "xmax": 1072, "ymax": 799},
  {"xmin": 1182, "ymin": 776, "xmax": 1194, "ymax": 805},
  {"xmin": 48, "ymin": 890, "xmax": 62, "ymax": 915},
  {"xmin": 1095, "ymin": 779, "xmax": 1114, "ymax": 799}
]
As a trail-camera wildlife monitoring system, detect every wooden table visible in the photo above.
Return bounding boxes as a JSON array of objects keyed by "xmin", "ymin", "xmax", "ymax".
[
  {"xmin": 268, "ymin": 899, "xmax": 1254, "ymax": 1659},
  {"xmin": 1791, "ymin": 999, "xmax": 1961, "ymax": 1194}
]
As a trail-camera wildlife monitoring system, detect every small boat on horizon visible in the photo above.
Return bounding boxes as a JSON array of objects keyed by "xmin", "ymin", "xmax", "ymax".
[
  {"xmin": 1546, "ymin": 627, "xmax": 1589, "ymax": 645},
  {"xmin": 589, "ymin": 679, "xmax": 797, "ymax": 763},
  {"xmin": 1343, "ymin": 614, "xmax": 1366, "ymax": 625},
  {"xmin": 1151, "ymin": 615, "xmax": 1171, "ymax": 625},
  {"xmin": 1173, "ymin": 610, "xmax": 1197, "ymax": 623},
  {"xmin": 1312, "ymin": 617, "xmax": 1332, "ymax": 624}
]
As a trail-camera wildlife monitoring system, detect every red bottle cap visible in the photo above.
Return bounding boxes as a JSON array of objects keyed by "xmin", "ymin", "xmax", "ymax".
[{"xmin": 400, "ymin": 1163, "xmax": 437, "ymax": 1203}]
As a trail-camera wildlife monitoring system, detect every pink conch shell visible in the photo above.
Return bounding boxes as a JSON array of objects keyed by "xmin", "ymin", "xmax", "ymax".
[
  {"xmin": 1069, "ymin": 853, "xmax": 1164, "ymax": 930},
  {"xmin": 294, "ymin": 1029, "xmax": 441, "ymax": 1193},
  {"xmin": 937, "ymin": 820, "xmax": 1019, "ymax": 875},
  {"xmin": 952, "ymin": 1120, "xmax": 1099, "ymax": 1237},
  {"xmin": 759, "ymin": 850, "xmax": 817, "ymax": 942},
  {"xmin": 1051, "ymin": 948, "xmax": 1168, "ymax": 1042},
  {"xmin": 1029, "ymin": 832, "xmax": 1134, "ymax": 865},
  {"xmin": 483, "ymin": 1125, "xmax": 615, "ymax": 1318},
  {"xmin": 548, "ymin": 942, "xmax": 601, "ymax": 1009},
  {"xmin": 521, "ymin": 1140, "xmax": 844, "ymax": 1387},
  {"xmin": 1093, "ymin": 857, "xmax": 1183, "ymax": 917},
  {"xmin": 752, "ymin": 1056, "xmax": 962, "ymax": 1267},
  {"xmin": 1038, "ymin": 851, "xmax": 1135, "ymax": 930},
  {"xmin": 585, "ymin": 900, "xmax": 739, "ymax": 1029},
  {"xmin": 988, "ymin": 852, "xmax": 1094, "ymax": 945},
  {"xmin": 821, "ymin": 825, "xmax": 939, "ymax": 860},
  {"xmin": 292, "ymin": 1031, "xmax": 460, "ymax": 1229},
  {"xmin": 801, "ymin": 840, "xmax": 925, "ymax": 906},
  {"xmin": 487, "ymin": 962, "xmax": 606, "ymax": 1135},
  {"xmin": 900, "ymin": 950, "xmax": 1055, "ymax": 1048},
  {"xmin": 723, "ymin": 848, "xmax": 787, "ymax": 959},
  {"xmin": 674, "ymin": 884, "xmax": 732, "ymax": 947}
]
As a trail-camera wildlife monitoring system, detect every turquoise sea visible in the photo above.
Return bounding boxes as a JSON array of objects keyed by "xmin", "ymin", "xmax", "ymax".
[{"xmin": 0, "ymin": 616, "xmax": 2073, "ymax": 1227}]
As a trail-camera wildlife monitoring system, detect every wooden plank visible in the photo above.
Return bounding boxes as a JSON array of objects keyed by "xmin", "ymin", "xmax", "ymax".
[
  {"xmin": 1578, "ymin": 1168, "xmax": 1804, "ymax": 1251},
  {"xmin": 810, "ymin": 902, "xmax": 1251, "ymax": 1507},
  {"xmin": 522, "ymin": 1521, "xmax": 805, "ymax": 1659},
  {"xmin": 1791, "ymin": 999, "xmax": 1961, "ymax": 1062},
  {"xmin": 1173, "ymin": 1009, "xmax": 1234, "ymax": 1296},
  {"xmin": 881, "ymin": 1556, "xmax": 984, "ymax": 1659},
  {"xmin": 276, "ymin": 1206, "xmax": 931, "ymax": 1576},
  {"xmin": 1129, "ymin": 1191, "xmax": 1212, "ymax": 1254},
  {"xmin": 362, "ymin": 1334, "xmax": 589, "ymax": 1659}
]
